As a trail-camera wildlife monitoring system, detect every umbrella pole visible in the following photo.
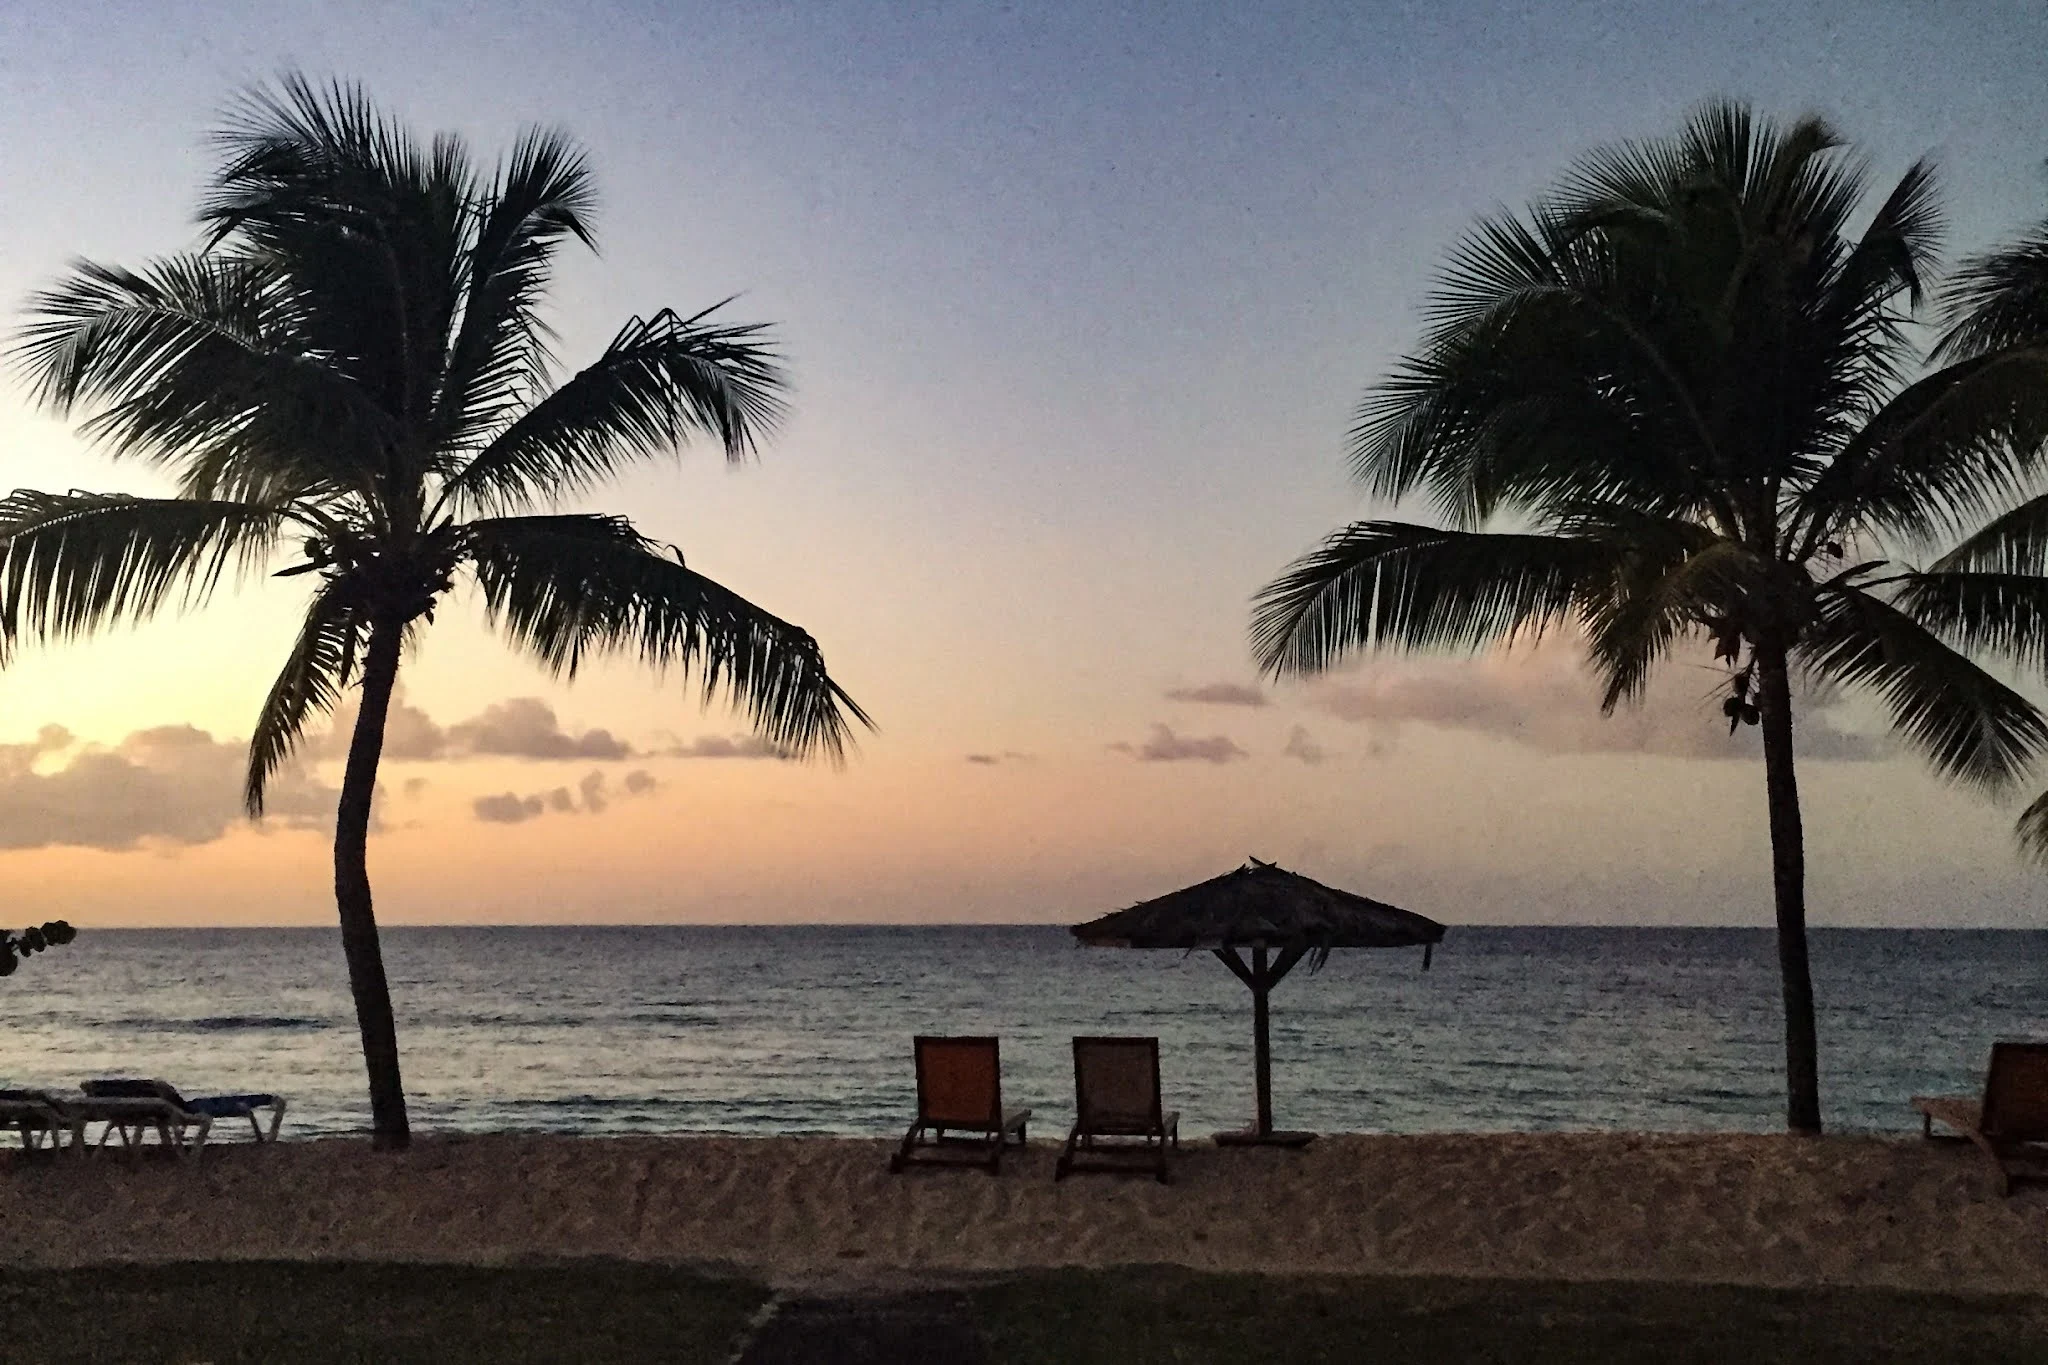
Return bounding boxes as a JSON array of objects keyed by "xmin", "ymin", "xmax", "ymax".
[{"xmin": 1252, "ymin": 946, "xmax": 1273, "ymax": 1137}]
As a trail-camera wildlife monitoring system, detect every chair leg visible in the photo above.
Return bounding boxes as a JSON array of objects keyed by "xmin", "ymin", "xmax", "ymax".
[
  {"xmin": 1055, "ymin": 1125, "xmax": 1081, "ymax": 1181},
  {"xmin": 889, "ymin": 1122, "xmax": 923, "ymax": 1174},
  {"xmin": 1957, "ymin": 1129, "xmax": 2015, "ymax": 1197}
]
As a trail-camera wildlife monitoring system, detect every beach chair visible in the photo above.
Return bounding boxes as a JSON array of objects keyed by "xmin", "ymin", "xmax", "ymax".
[
  {"xmin": 889, "ymin": 1036, "xmax": 1031, "ymax": 1175},
  {"xmin": 1911, "ymin": 1041, "xmax": 2048, "ymax": 1196},
  {"xmin": 0, "ymin": 1089, "xmax": 84, "ymax": 1155},
  {"xmin": 1055, "ymin": 1036, "xmax": 1180, "ymax": 1184},
  {"xmin": 80, "ymin": 1078, "xmax": 287, "ymax": 1153}
]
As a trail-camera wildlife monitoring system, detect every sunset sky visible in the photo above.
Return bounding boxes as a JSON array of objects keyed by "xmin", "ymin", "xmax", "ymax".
[{"xmin": 4, "ymin": 0, "xmax": 2048, "ymax": 927}]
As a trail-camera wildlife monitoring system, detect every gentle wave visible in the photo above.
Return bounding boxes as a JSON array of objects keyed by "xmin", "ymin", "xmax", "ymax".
[
  {"xmin": 6, "ymin": 926, "xmax": 2044, "ymax": 1138},
  {"xmin": 105, "ymin": 1014, "xmax": 333, "ymax": 1034}
]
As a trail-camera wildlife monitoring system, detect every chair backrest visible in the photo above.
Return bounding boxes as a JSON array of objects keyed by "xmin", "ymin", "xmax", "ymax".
[
  {"xmin": 912, "ymin": 1036, "xmax": 1003, "ymax": 1128},
  {"xmin": 1072, "ymin": 1036, "xmax": 1162, "ymax": 1133},
  {"xmin": 1983, "ymin": 1041, "xmax": 2048, "ymax": 1140},
  {"xmin": 82, "ymin": 1078, "xmax": 187, "ymax": 1108}
]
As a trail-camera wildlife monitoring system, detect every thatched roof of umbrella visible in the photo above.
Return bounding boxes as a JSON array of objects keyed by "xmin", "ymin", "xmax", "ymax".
[
  {"xmin": 1071, "ymin": 857, "xmax": 1445, "ymax": 962},
  {"xmin": 1070, "ymin": 858, "xmax": 1446, "ymax": 1143}
]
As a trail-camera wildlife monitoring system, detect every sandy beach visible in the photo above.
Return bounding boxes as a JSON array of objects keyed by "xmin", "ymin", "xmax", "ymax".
[{"xmin": 1, "ymin": 1131, "xmax": 2042, "ymax": 1295}]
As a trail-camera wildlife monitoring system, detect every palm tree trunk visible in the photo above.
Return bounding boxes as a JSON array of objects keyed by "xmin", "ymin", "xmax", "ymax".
[
  {"xmin": 1754, "ymin": 640, "xmax": 1821, "ymax": 1135},
  {"xmin": 335, "ymin": 616, "xmax": 411, "ymax": 1150}
]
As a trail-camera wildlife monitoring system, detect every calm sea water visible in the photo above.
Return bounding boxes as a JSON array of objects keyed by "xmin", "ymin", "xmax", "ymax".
[{"xmin": 4, "ymin": 927, "xmax": 2044, "ymax": 1139}]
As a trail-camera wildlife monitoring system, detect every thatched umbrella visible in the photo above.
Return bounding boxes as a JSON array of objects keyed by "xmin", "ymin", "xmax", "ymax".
[{"xmin": 1071, "ymin": 858, "xmax": 1444, "ymax": 1146}]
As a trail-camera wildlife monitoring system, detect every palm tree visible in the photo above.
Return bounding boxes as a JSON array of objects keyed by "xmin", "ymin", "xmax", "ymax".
[
  {"xmin": 1253, "ymin": 102, "xmax": 2048, "ymax": 1134},
  {"xmin": 0, "ymin": 78, "xmax": 870, "ymax": 1149}
]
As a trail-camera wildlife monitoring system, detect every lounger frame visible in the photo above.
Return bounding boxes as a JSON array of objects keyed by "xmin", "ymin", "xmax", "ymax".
[
  {"xmin": 0, "ymin": 1091, "xmax": 83, "ymax": 1156},
  {"xmin": 890, "ymin": 1036, "xmax": 1031, "ymax": 1176},
  {"xmin": 1056, "ymin": 1035, "xmax": 1180, "ymax": 1184},
  {"xmin": 1912, "ymin": 1040, "xmax": 2048, "ymax": 1196},
  {"xmin": 78, "ymin": 1081, "xmax": 288, "ymax": 1157}
]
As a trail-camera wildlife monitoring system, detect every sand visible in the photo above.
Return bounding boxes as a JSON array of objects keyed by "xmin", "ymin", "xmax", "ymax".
[{"xmin": 1, "ymin": 1132, "xmax": 2043, "ymax": 1294}]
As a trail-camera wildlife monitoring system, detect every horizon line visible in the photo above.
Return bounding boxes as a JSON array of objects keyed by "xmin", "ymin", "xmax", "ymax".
[{"xmin": 51, "ymin": 920, "xmax": 2048, "ymax": 932}]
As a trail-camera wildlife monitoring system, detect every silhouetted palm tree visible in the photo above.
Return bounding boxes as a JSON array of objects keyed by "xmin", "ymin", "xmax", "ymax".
[
  {"xmin": 1254, "ymin": 103, "xmax": 2048, "ymax": 1133},
  {"xmin": 0, "ymin": 79, "xmax": 870, "ymax": 1148}
]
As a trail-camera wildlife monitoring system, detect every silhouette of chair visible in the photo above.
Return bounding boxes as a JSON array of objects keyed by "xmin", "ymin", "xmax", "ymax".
[
  {"xmin": 0, "ymin": 1089, "xmax": 83, "ymax": 1154},
  {"xmin": 889, "ymin": 1037, "xmax": 1030, "ymax": 1175},
  {"xmin": 1912, "ymin": 1041, "xmax": 2048, "ymax": 1196},
  {"xmin": 1055, "ymin": 1036, "xmax": 1179, "ymax": 1184}
]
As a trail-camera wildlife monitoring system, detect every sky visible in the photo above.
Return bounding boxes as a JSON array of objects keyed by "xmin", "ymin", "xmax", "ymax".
[{"xmin": 3, "ymin": 0, "xmax": 2048, "ymax": 927}]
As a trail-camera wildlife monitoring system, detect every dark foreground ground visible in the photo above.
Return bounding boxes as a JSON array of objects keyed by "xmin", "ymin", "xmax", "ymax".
[{"xmin": 3, "ymin": 1261, "xmax": 2046, "ymax": 1364}]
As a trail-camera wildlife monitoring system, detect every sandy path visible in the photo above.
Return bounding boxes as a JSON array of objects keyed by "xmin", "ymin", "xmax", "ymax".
[{"xmin": 2, "ymin": 1132, "xmax": 2043, "ymax": 1294}]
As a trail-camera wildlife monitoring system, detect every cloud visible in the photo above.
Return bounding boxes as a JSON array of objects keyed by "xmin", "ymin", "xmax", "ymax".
[
  {"xmin": 1282, "ymin": 725, "xmax": 1327, "ymax": 765},
  {"xmin": 319, "ymin": 692, "xmax": 449, "ymax": 761},
  {"xmin": 472, "ymin": 768, "xmax": 660, "ymax": 825},
  {"xmin": 1307, "ymin": 646, "xmax": 1889, "ymax": 762},
  {"xmin": 0, "ymin": 724, "xmax": 338, "ymax": 852},
  {"xmin": 1164, "ymin": 682, "xmax": 1268, "ymax": 707},
  {"xmin": 474, "ymin": 792, "xmax": 547, "ymax": 824},
  {"xmin": 666, "ymin": 733, "xmax": 790, "ymax": 760},
  {"xmin": 965, "ymin": 751, "xmax": 1034, "ymax": 766},
  {"xmin": 447, "ymin": 698, "xmax": 631, "ymax": 760},
  {"xmin": 1110, "ymin": 724, "xmax": 1248, "ymax": 764},
  {"xmin": 320, "ymin": 695, "xmax": 796, "ymax": 767},
  {"xmin": 320, "ymin": 694, "xmax": 641, "ymax": 762}
]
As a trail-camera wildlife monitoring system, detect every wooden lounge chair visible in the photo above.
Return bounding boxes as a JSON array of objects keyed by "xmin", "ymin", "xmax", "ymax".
[
  {"xmin": 1055, "ymin": 1036, "xmax": 1179, "ymax": 1184},
  {"xmin": 80, "ymin": 1078, "xmax": 287, "ymax": 1153},
  {"xmin": 889, "ymin": 1036, "xmax": 1031, "ymax": 1175},
  {"xmin": 0, "ymin": 1089, "xmax": 83, "ymax": 1155},
  {"xmin": 1911, "ymin": 1041, "xmax": 2048, "ymax": 1196}
]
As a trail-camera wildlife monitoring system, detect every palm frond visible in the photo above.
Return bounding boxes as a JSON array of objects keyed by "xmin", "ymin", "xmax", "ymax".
[
  {"xmin": 464, "ymin": 514, "xmax": 869, "ymax": 760},
  {"xmin": 1798, "ymin": 350, "xmax": 2048, "ymax": 549},
  {"xmin": 12, "ymin": 253, "xmax": 389, "ymax": 502},
  {"xmin": 1558, "ymin": 510, "xmax": 1744, "ymax": 709},
  {"xmin": 1892, "ymin": 568, "xmax": 2048, "ymax": 672},
  {"xmin": 439, "ymin": 305, "xmax": 787, "ymax": 517},
  {"xmin": 1252, "ymin": 520, "xmax": 1611, "ymax": 676},
  {"xmin": 1831, "ymin": 157, "xmax": 1941, "ymax": 314},
  {"xmin": 246, "ymin": 576, "xmax": 362, "ymax": 814},
  {"xmin": 1800, "ymin": 583, "xmax": 2048, "ymax": 790},
  {"xmin": 1939, "ymin": 223, "xmax": 2048, "ymax": 360},
  {"xmin": 1929, "ymin": 489, "xmax": 2048, "ymax": 575},
  {"xmin": 0, "ymin": 491, "xmax": 282, "ymax": 656},
  {"xmin": 433, "ymin": 127, "xmax": 596, "ymax": 454},
  {"xmin": 2014, "ymin": 787, "xmax": 2048, "ymax": 866},
  {"xmin": 203, "ymin": 75, "xmax": 475, "ymax": 447}
]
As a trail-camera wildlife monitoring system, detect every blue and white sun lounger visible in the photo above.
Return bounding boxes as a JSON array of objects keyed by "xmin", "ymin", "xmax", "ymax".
[{"xmin": 80, "ymin": 1078, "xmax": 287, "ymax": 1151}]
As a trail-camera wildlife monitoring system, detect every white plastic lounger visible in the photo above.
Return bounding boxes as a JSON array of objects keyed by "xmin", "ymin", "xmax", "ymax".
[{"xmin": 80, "ymin": 1079, "xmax": 287, "ymax": 1152}]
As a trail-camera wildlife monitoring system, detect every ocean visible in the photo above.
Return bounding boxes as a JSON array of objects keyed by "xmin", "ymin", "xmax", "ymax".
[{"xmin": 4, "ymin": 926, "xmax": 2044, "ymax": 1139}]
